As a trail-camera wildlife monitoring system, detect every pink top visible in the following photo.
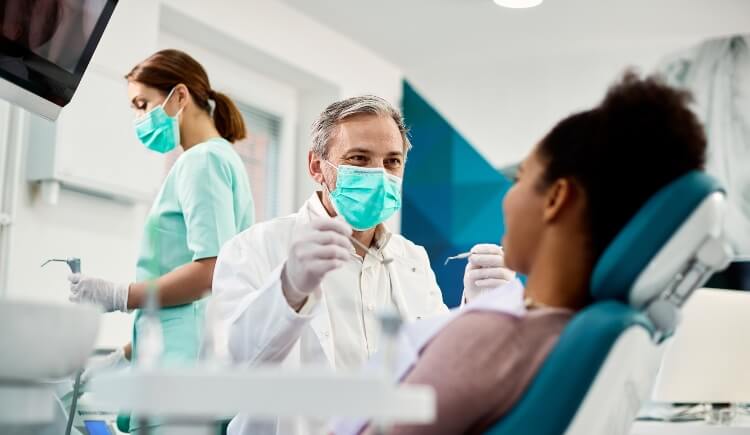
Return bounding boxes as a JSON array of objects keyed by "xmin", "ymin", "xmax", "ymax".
[{"xmin": 364, "ymin": 307, "xmax": 573, "ymax": 435}]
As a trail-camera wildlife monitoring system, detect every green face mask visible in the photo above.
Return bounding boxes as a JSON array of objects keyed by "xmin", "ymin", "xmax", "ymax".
[
  {"xmin": 133, "ymin": 87, "xmax": 182, "ymax": 154},
  {"xmin": 324, "ymin": 160, "xmax": 403, "ymax": 231}
]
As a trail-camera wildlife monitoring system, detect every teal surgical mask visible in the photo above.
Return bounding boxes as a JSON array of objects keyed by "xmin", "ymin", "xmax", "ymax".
[
  {"xmin": 134, "ymin": 87, "xmax": 183, "ymax": 154},
  {"xmin": 323, "ymin": 160, "xmax": 403, "ymax": 231}
]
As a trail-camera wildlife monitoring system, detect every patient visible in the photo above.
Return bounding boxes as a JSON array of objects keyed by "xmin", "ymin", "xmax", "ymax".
[{"xmin": 334, "ymin": 71, "xmax": 707, "ymax": 435}]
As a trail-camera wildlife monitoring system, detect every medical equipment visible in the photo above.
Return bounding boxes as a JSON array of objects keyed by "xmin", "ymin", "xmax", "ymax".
[
  {"xmin": 443, "ymin": 252, "xmax": 471, "ymax": 265},
  {"xmin": 135, "ymin": 86, "xmax": 183, "ymax": 154},
  {"xmin": 348, "ymin": 235, "xmax": 413, "ymax": 321},
  {"xmin": 346, "ymin": 238, "xmax": 416, "ymax": 321},
  {"xmin": 199, "ymin": 293, "xmax": 230, "ymax": 365},
  {"xmin": 130, "ymin": 283, "xmax": 164, "ymax": 434},
  {"xmin": 0, "ymin": 0, "xmax": 118, "ymax": 120},
  {"xmin": 347, "ymin": 238, "xmax": 411, "ymax": 320},
  {"xmin": 90, "ymin": 297, "xmax": 431, "ymax": 435},
  {"xmin": 136, "ymin": 283, "xmax": 164, "ymax": 370},
  {"xmin": 41, "ymin": 257, "xmax": 82, "ymax": 274},
  {"xmin": 373, "ymin": 308, "xmax": 404, "ymax": 435},
  {"xmin": 652, "ymin": 288, "xmax": 750, "ymax": 425},
  {"xmin": 91, "ymin": 368, "xmax": 434, "ymax": 435},
  {"xmin": 323, "ymin": 161, "xmax": 403, "ymax": 231},
  {"xmin": 0, "ymin": 301, "xmax": 100, "ymax": 428},
  {"xmin": 40, "ymin": 257, "xmax": 84, "ymax": 435}
]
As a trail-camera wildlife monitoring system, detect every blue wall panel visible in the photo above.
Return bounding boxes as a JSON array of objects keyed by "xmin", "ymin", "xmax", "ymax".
[{"xmin": 402, "ymin": 81, "xmax": 513, "ymax": 307}]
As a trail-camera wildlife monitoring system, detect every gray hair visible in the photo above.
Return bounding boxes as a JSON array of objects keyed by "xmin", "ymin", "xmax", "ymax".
[{"xmin": 311, "ymin": 95, "xmax": 412, "ymax": 159}]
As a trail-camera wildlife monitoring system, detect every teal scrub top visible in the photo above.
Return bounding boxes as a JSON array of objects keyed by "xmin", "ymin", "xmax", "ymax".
[{"xmin": 131, "ymin": 137, "xmax": 254, "ymax": 366}]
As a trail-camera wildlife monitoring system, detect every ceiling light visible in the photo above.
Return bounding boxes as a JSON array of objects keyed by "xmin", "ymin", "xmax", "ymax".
[{"xmin": 493, "ymin": 0, "xmax": 543, "ymax": 8}]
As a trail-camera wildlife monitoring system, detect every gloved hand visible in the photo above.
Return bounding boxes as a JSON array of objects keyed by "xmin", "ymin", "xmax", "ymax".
[
  {"xmin": 81, "ymin": 347, "xmax": 128, "ymax": 385},
  {"xmin": 282, "ymin": 217, "xmax": 352, "ymax": 308},
  {"xmin": 462, "ymin": 244, "xmax": 516, "ymax": 304},
  {"xmin": 68, "ymin": 274, "xmax": 129, "ymax": 312}
]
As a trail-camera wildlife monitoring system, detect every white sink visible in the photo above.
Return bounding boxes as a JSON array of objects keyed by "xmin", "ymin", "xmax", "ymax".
[{"xmin": 0, "ymin": 300, "xmax": 100, "ymax": 381}]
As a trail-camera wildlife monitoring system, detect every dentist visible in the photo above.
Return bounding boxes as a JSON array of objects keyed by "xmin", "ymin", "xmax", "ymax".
[{"xmin": 213, "ymin": 95, "xmax": 515, "ymax": 435}]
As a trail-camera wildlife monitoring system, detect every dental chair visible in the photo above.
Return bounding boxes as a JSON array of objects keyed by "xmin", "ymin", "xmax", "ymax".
[{"xmin": 485, "ymin": 171, "xmax": 733, "ymax": 435}]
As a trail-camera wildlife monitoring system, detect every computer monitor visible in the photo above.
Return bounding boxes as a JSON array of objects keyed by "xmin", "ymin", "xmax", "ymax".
[{"xmin": 0, "ymin": 0, "xmax": 118, "ymax": 119}]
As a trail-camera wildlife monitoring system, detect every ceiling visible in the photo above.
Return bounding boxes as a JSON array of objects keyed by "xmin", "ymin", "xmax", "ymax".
[
  {"xmin": 281, "ymin": 0, "xmax": 750, "ymax": 167},
  {"xmin": 282, "ymin": 0, "xmax": 750, "ymax": 70}
]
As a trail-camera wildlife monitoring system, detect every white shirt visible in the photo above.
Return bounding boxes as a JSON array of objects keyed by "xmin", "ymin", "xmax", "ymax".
[
  {"xmin": 324, "ymin": 224, "xmax": 398, "ymax": 369},
  {"xmin": 212, "ymin": 193, "xmax": 449, "ymax": 435}
]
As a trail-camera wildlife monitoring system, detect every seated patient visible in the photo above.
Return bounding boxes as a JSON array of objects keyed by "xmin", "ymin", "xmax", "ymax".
[{"xmin": 336, "ymin": 72, "xmax": 708, "ymax": 435}]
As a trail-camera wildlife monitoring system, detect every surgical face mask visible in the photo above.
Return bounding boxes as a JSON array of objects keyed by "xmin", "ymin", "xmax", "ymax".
[
  {"xmin": 323, "ymin": 160, "xmax": 403, "ymax": 231},
  {"xmin": 133, "ymin": 87, "xmax": 183, "ymax": 154}
]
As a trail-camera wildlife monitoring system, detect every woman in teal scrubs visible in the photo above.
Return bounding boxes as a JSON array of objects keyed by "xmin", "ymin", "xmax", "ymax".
[{"xmin": 67, "ymin": 49, "xmax": 255, "ymax": 432}]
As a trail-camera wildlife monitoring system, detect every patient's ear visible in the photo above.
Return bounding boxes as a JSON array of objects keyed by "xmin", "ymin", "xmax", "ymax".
[{"xmin": 542, "ymin": 178, "xmax": 578, "ymax": 223}]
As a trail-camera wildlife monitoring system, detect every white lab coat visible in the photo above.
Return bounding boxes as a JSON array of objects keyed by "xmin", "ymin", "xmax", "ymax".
[{"xmin": 212, "ymin": 193, "xmax": 449, "ymax": 435}]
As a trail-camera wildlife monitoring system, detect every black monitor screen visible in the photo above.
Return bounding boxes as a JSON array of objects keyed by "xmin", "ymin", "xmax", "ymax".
[{"xmin": 0, "ymin": 0, "xmax": 117, "ymax": 106}]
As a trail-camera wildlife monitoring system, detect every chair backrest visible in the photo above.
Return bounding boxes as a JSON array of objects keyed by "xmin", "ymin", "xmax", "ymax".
[{"xmin": 485, "ymin": 171, "xmax": 731, "ymax": 435}]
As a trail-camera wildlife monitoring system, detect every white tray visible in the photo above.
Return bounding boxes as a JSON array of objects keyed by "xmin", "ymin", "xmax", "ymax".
[{"xmin": 90, "ymin": 366, "xmax": 435, "ymax": 424}]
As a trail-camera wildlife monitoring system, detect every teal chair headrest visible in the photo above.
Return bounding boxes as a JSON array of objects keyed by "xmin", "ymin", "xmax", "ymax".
[{"xmin": 590, "ymin": 171, "xmax": 723, "ymax": 303}]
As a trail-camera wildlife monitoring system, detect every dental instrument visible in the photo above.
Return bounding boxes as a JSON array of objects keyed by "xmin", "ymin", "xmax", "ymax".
[
  {"xmin": 443, "ymin": 252, "xmax": 471, "ymax": 265},
  {"xmin": 41, "ymin": 257, "xmax": 83, "ymax": 435},
  {"xmin": 349, "ymin": 235, "xmax": 393, "ymax": 265}
]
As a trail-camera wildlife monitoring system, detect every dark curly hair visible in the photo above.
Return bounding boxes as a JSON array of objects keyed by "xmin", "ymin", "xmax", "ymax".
[{"xmin": 537, "ymin": 71, "xmax": 707, "ymax": 261}]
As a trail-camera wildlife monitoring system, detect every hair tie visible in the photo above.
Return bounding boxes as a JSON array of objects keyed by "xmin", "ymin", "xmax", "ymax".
[{"xmin": 208, "ymin": 89, "xmax": 216, "ymax": 99}]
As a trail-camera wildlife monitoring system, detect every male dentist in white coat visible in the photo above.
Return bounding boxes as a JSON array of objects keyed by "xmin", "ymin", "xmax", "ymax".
[{"xmin": 213, "ymin": 95, "xmax": 516, "ymax": 435}]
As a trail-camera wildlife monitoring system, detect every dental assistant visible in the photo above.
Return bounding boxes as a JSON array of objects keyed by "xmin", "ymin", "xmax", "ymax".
[
  {"xmin": 212, "ymin": 95, "xmax": 516, "ymax": 435},
  {"xmin": 67, "ymin": 48, "xmax": 254, "ymax": 415}
]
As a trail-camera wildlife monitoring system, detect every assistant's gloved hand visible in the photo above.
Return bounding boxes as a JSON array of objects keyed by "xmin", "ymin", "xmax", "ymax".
[
  {"xmin": 68, "ymin": 274, "xmax": 129, "ymax": 312},
  {"xmin": 462, "ymin": 244, "xmax": 516, "ymax": 304},
  {"xmin": 282, "ymin": 217, "xmax": 352, "ymax": 309},
  {"xmin": 81, "ymin": 347, "xmax": 128, "ymax": 385}
]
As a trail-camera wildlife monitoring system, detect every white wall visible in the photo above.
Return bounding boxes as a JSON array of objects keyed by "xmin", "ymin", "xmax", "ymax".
[
  {"xmin": 405, "ymin": 37, "xmax": 713, "ymax": 168},
  {"xmin": 158, "ymin": 0, "xmax": 403, "ymax": 206},
  {"xmin": 0, "ymin": 0, "xmax": 403, "ymax": 347}
]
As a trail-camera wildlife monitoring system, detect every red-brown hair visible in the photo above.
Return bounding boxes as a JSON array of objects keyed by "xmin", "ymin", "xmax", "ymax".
[{"xmin": 125, "ymin": 49, "xmax": 246, "ymax": 142}]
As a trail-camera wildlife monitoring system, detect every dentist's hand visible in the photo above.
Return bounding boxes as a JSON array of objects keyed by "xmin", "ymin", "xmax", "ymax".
[
  {"xmin": 282, "ymin": 217, "xmax": 353, "ymax": 310},
  {"xmin": 81, "ymin": 347, "xmax": 128, "ymax": 385},
  {"xmin": 68, "ymin": 274, "xmax": 130, "ymax": 312},
  {"xmin": 462, "ymin": 244, "xmax": 516, "ymax": 304}
]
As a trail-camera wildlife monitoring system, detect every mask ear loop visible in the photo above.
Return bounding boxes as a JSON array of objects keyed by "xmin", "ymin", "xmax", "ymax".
[
  {"xmin": 320, "ymin": 159, "xmax": 338, "ymax": 194},
  {"xmin": 163, "ymin": 86, "xmax": 186, "ymax": 120},
  {"xmin": 319, "ymin": 159, "xmax": 347, "ymax": 221}
]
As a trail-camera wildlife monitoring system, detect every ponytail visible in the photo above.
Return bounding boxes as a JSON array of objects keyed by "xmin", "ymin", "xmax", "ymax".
[{"xmin": 210, "ymin": 90, "xmax": 247, "ymax": 143}]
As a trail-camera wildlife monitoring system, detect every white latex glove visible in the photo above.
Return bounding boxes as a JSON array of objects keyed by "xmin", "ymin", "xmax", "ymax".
[
  {"xmin": 68, "ymin": 274, "xmax": 129, "ymax": 312},
  {"xmin": 282, "ymin": 217, "xmax": 353, "ymax": 308},
  {"xmin": 81, "ymin": 347, "xmax": 128, "ymax": 385},
  {"xmin": 462, "ymin": 244, "xmax": 516, "ymax": 303}
]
